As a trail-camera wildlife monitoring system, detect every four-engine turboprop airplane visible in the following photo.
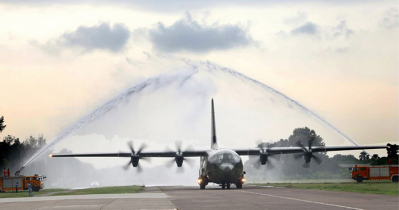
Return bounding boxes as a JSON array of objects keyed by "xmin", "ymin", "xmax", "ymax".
[{"xmin": 51, "ymin": 99, "xmax": 392, "ymax": 189}]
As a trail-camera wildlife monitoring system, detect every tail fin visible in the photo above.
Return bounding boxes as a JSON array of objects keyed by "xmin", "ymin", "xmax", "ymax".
[{"xmin": 211, "ymin": 99, "xmax": 218, "ymax": 150}]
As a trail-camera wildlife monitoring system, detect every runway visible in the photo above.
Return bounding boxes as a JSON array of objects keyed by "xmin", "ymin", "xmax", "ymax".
[
  {"xmin": 160, "ymin": 185, "xmax": 398, "ymax": 210},
  {"xmin": 0, "ymin": 185, "xmax": 397, "ymax": 210}
]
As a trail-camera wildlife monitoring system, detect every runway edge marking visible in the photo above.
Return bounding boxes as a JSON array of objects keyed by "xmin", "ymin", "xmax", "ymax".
[{"xmin": 238, "ymin": 190, "xmax": 363, "ymax": 210}]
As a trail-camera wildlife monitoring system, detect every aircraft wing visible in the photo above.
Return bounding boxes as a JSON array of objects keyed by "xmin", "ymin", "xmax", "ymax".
[
  {"xmin": 51, "ymin": 150, "xmax": 208, "ymax": 158},
  {"xmin": 234, "ymin": 145, "xmax": 388, "ymax": 156}
]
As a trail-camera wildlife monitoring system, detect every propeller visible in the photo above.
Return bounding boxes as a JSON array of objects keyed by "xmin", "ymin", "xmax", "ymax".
[
  {"xmin": 292, "ymin": 134, "xmax": 323, "ymax": 169},
  {"xmin": 165, "ymin": 141, "xmax": 195, "ymax": 171},
  {"xmin": 250, "ymin": 142, "xmax": 281, "ymax": 169},
  {"xmin": 123, "ymin": 141, "xmax": 150, "ymax": 173}
]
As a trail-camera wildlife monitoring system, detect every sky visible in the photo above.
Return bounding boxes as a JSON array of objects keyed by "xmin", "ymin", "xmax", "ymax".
[{"xmin": 0, "ymin": 0, "xmax": 398, "ymax": 153}]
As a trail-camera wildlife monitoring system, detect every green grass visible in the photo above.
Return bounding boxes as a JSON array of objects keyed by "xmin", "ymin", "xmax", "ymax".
[
  {"xmin": 0, "ymin": 188, "xmax": 66, "ymax": 198},
  {"xmin": 51, "ymin": 186, "xmax": 142, "ymax": 196},
  {"xmin": 254, "ymin": 181, "xmax": 398, "ymax": 196},
  {"xmin": 0, "ymin": 186, "xmax": 141, "ymax": 198}
]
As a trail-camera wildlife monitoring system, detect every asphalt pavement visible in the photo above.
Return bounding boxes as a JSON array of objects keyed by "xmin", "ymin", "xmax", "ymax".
[
  {"xmin": 160, "ymin": 185, "xmax": 398, "ymax": 210},
  {"xmin": 0, "ymin": 185, "xmax": 397, "ymax": 210}
]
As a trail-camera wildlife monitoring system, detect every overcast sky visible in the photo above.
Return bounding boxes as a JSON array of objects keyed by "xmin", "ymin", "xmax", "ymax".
[{"xmin": 0, "ymin": 0, "xmax": 397, "ymax": 149}]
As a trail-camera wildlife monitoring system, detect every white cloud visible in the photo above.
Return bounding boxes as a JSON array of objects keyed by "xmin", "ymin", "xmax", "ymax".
[
  {"xmin": 148, "ymin": 14, "xmax": 253, "ymax": 53},
  {"xmin": 291, "ymin": 22, "xmax": 318, "ymax": 35},
  {"xmin": 381, "ymin": 7, "xmax": 399, "ymax": 29},
  {"xmin": 33, "ymin": 23, "xmax": 130, "ymax": 54}
]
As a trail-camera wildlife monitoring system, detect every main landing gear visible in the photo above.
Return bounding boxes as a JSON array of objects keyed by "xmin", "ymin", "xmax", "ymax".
[{"xmin": 236, "ymin": 182, "xmax": 242, "ymax": 189}]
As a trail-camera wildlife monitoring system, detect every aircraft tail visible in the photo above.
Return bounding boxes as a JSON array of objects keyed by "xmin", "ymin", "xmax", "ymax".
[{"xmin": 211, "ymin": 99, "xmax": 218, "ymax": 150}]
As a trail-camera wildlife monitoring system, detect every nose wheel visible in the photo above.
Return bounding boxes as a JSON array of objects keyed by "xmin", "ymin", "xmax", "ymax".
[{"xmin": 221, "ymin": 183, "xmax": 231, "ymax": 189}]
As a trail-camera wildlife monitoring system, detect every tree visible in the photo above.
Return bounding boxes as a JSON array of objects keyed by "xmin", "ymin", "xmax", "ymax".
[
  {"xmin": 287, "ymin": 127, "xmax": 325, "ymax": 147},
  {"xmin": 359, "ymin": 151, "xmax": 370, "ymax": 161},
  {"xmin": 0, "ymin": 116, "xmax": 5, "ymax": 132},
  {"xmin": 372, "ymin": 154, "xmax": 380, "ymax": 160}
]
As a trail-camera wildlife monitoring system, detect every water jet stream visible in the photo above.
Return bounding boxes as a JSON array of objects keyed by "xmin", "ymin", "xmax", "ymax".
[{"xmin": 20, "ymin": 59, "xmax": 360, "ymax": 171}]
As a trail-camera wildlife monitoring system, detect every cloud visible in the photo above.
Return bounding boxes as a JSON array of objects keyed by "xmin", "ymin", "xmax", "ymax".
[
  {"xmin": 34, "ymin": 23, "xmax": 130, "ymax": 54},
  {"xmin": 291, "ymin": 22, "xmax": 318, "ymax": 35},
  {"xmin": 381, "ymin": 7, "xmax": 399, "ymax": 29},
  {"xmin": 284, "ymin": 11, "xmax": 307, "ymax": 25},
  {"xmin": 148, "ymin": 14, "xmax": 252, "ymax": 53},
  {"xmin": 332, "ymin": 20, "xmax": 354, "ymax": 38},
  {"xmin": 61, "ymin": 23, "xmax": 130, "ymax": 52}
]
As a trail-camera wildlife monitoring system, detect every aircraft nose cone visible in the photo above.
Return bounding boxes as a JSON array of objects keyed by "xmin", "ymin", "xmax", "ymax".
[{"xmin": 220, "ymin": 163, "xmax": 233, "ymax": 172}]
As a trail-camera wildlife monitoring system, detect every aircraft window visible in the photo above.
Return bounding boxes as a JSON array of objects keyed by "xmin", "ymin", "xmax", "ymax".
[{"xmin": 220, "ymin": 154, "xmax": 233, "ymax": 161}]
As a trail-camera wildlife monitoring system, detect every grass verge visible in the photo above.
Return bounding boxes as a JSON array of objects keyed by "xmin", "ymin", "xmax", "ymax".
[
  {"xmin": 254, "ymin": 181, "xmax": 398, "ymax": 196},
  {"xmin": 0, "ymin": 188, "xmax": 66, "ymax": 198},
  {"xmin": 0, "ymin": 186, "xmax": 142, "ymax": 198},
  {"xmin": 51, "ymin": 186, "xmax": 142, "ymax": 196}
]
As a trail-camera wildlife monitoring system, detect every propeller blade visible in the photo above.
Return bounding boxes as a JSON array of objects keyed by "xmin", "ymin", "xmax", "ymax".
[
  {"xmin": 250, "ymin": 157, "xmax": 261, "ymax": 169},
  {"xmin": 165, "ymin": 159, "xmax": 175, "ymax": 168},
  {"xmin": 137, "ymin": 143, "xmax": 147, "ymax": 154},
  {"xmin": 183, "ymin": 157, "xmax": 194, "ymax": 167},
  {"xmin": 301, "ymin": 162, "xmax": 310, "ymax": 169},
  {"xmin": 140, "ymin": 157, "xmax": 151, "ymax": 163},
  {"xmin": 266, "ymin": 162, "xmax": 274, "ymax": 170},
  {"xmin": 293, "ymin": 153, "xmax": 303, "ymax": 160},
  {"xmin": 175, "ymin": 141, "xmax": 182, "ymax": 153},
  {"xmin": 312, "ymin": 154, "xmax": 323, "ymax": 166},
  {"xmin": 123, "ymin": 160, "xmax": 132, "ymax": 171},
  {"xmin": 296, "ymin": 140, "xmax": 306, "ymax": 150},
  {"xmin": 128, "ymin": 141, "xmax": 135, "ymax": 154}
]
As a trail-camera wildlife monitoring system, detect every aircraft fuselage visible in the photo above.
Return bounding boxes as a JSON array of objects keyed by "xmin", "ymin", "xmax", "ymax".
[{"xmin": 200, "ymin": 149, "xmax": 244, "ymax": 185}]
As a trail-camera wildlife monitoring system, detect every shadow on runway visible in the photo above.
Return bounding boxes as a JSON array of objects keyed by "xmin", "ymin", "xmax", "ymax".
[{"xmin": 158, "ymin": 185, "xmax": 262, "ymax": 192}]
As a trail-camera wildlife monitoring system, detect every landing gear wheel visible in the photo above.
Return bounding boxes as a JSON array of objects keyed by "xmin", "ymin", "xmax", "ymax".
[
  {"xmin": 236, "ymin": 182, "xmax": 242, "ymax": 189},
  {"xmin": 222, "ymin": 183, "xmax": 225, "ymax": 189},
  {"xmin": 227, "ymin": 183, "xmax": 230, "ymax": 189},
  {"xmin": 356, "ymin": 176, "xmax": 364, "ymax": 183},
  {"xmin": 200, "ymin": 184, "xmax": 205, "ymax": 189}
]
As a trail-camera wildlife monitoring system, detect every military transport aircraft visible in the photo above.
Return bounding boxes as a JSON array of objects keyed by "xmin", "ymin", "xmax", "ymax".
[{"xmin": 51, "ymin": 99, "xmax": 392, "ymax": 189}]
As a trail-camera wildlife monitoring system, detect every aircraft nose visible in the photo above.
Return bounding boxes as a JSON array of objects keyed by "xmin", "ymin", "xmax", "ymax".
[{"xmin": 220, "ymin": 163, "xmax": 233, "ymax": 172}]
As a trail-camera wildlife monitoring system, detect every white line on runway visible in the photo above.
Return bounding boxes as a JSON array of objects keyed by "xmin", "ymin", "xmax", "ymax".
[{"xmin": 238, "ymin": 190, "xmax": 363, "ymax": 210}]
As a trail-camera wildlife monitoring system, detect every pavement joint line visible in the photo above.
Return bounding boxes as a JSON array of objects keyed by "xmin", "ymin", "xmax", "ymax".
[{"xmin": 238, "ymin": 190, "xmax": 364, "ymax": 210}]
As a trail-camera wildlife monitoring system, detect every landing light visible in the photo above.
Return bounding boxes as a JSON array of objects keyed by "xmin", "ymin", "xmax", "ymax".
[
  {"xmin": 49, "ymin": 154, "xmax": 53, "ymax": 158},
  {"xmin": 241, "ymin": 178, "xmax": 246, "ymax": 183},
  {"xmin": 197, "ymin": 178, "xmax": 202, "ymax": 184}
]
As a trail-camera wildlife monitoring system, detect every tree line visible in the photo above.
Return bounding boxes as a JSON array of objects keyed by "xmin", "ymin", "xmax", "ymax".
[
  {"xmin": 244, "ymin": 127, "xmax": 397, "ymax": 181},
  {"xmin": 0, "ymin": 116, "xmax": 47, "ymax": 174}
]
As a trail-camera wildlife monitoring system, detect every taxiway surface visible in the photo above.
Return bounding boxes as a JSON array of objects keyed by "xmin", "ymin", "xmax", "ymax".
[
  {"xmin": 0, "ymin": 185, "xmax": 397, "ymax": 210},
  {"xmin": 160, "ymin": 185, "xmax": 398, "ymax": 210}
]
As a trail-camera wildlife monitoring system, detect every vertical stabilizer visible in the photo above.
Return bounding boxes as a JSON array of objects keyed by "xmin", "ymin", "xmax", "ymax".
[{"xmin": 211, "ymin": 99, "xmax": 218, "ymax": 150}]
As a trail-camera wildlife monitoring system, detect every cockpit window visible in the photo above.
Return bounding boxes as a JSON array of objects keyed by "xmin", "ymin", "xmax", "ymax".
[{"xmin": 211, "ymin": 153, "xmax": 240, "ymax": 163}]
